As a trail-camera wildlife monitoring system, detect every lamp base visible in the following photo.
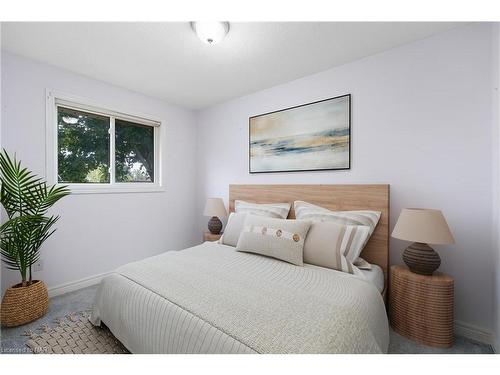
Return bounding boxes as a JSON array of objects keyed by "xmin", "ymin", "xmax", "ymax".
[
  {"xmin": 208, "ymin": 216, "xmax": 222, "ymax": 234},
  {"xmin": 403, "ymin": 242, "xmax": 441, "ymax": 275}
]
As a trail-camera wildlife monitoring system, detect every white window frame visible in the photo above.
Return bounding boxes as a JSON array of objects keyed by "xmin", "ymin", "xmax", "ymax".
[{"xmin": 46, "ymin": 89, "xmax": 164, "ymax": 194}]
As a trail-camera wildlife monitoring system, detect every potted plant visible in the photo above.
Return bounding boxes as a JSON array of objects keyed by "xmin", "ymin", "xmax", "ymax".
[{"xmin": 0, "ymin": 150, "xmax": 70, "ymax": 327}]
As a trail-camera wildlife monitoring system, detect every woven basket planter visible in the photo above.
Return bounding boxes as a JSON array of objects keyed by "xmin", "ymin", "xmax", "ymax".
[{"xmin": 1, "ymin": 280, "xmax": 49, "ymax": 327}]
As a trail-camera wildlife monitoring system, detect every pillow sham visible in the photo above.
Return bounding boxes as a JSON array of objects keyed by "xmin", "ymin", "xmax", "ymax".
[
  {"xmin": 294, "ymin": 200, "xmax": 381, "ymax": 236},
  {"xmin": 219, "ymin": 212, "xmax": 247, "ymax": 247},
  {"xmin": 235, "ymin": 200, "xmax": 291, "ymax": 219},
  {"xmin": 236, "ymin": 215, "xmax": 311, "ymax": 266},
  {"xmin": 353, "ymin": 257, "xmax": 372, "ymax": 270},
  {"xmin": 303, "ymin": 221, "xmax": 371, "ymax": 273}
]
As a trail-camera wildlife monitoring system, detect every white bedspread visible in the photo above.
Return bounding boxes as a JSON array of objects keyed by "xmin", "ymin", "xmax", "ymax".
[
  {"xmin": 359, "ymin": 264, "xmax": 385, "ymax": 293},
  {"xmin": 90, "ymin": 242, "xmax": 389, "ymax": 353}
]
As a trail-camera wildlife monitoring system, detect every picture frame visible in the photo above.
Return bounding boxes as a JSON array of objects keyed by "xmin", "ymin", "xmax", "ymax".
[{"xmin": 249, "ymin": 94, "xmax": 351, "ymax": 173}]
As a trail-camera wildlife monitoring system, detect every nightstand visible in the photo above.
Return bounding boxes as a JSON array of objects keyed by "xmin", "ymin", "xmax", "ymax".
[
  {"xmin": 203, "ymin": 231, "xmax": 222, "ymax": 242},
  {"xmin": 389, "ymin": 265, "xmax": 454, "ymax": 348}
]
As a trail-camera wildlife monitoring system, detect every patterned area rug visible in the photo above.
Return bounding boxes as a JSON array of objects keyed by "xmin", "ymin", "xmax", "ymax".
[{"xmin": 23, "ymin": 310, "xmax": 128, "ymax": 354}]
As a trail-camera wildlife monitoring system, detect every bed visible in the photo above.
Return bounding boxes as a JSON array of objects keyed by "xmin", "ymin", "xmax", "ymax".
[{"xmin": 90, "ymin": 184, "xmax": 390, "ymax": 354}]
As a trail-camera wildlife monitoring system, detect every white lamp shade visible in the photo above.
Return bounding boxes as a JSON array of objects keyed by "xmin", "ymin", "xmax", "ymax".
[
  {"xmin": 203, "ymin": 198, "xmax": 227, "ymax": 218},
  {"xmin": 392, "ymin": 208, "xmax": 455, "ymax": 245}
]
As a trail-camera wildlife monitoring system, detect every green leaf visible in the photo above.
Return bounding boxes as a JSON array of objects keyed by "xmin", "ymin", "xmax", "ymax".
[{"xmin": 0, "ymin": 149, "xmax": 70, "ymax": 284}]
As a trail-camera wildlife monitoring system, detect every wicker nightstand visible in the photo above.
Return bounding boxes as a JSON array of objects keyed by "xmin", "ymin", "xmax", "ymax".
[
  {"xmin": 203, "ymin": 231, "xmax": 222, "ymax": 242},
  {"xmin": 389, "ymin": 265, "xmax": 454, "ymax": 348}
]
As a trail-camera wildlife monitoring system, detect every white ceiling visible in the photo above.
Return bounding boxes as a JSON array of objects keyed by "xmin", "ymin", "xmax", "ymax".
[{"xmin": 1, "ymin": 22, "xmax": 464, "ymax": 109}]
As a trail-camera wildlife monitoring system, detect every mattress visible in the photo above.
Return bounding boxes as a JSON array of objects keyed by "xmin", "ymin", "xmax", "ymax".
[{"xmin": 90, "ymin": 242, "xmax": 389, "ymax": 354}]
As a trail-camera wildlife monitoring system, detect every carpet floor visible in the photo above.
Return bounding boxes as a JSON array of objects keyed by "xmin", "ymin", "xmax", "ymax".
[{"xmin": 0, "ymin": 285, "xmax": 494, "ymax": 354}]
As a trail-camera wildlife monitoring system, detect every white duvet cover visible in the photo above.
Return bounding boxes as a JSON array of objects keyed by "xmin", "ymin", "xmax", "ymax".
[{"xmin": 90, "ymin": 241, "xmax": 389, "ymax": 353}]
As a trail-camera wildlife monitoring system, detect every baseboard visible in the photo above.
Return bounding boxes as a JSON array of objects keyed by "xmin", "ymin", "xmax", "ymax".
[
  {"xmin": 48, "ymin": 272, "xmax": 111, "ymax": 298},
  {"xmin": 454, "ymin": 320, "xmax": 494, "ymax": 345}
]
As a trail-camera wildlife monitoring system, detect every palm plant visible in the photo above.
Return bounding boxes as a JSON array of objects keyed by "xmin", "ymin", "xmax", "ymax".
[{"xmin": 0, "ymin": 150, "xmax": 70, "ymax": 287}]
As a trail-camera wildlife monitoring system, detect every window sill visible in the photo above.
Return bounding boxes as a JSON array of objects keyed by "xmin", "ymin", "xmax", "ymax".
[{"xmin": 61, "ymin": 184, "xmax": 165, "ymax": 195}]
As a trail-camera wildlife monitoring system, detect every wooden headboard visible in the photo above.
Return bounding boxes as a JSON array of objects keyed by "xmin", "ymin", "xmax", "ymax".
[{"xmin": 229, "ymin": 184, "xmax": 390, "ymax": 285}]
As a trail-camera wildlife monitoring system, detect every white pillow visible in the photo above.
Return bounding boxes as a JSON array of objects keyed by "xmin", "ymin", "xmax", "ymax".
[
  {"xmin": 235, "ymin": 200, "xmax": 291, "ymax": 219},
  {"xmin": 236, "ymin": 215, "xmax": 311, "ymax": 266},
  {"xmin": 303, "ymin": 221, "xmax": 371, "ymax": 273},
  {"xmin": 220, "ymin": 212, "xmax": 247, "ymax": 247},
  {"xmin": 294, "ymin": 200, "xmax": 380, "ymax": 251},
  {"xmin": 220, "ymin": 207, "xmax": 291, "ymax": 247},
  {"xmin": 294, "ymin": 200, "xmax": 381, "ymax": 236}
]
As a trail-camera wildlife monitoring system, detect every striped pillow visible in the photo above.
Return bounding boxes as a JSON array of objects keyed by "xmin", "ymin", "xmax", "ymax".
[
  {"xmin": 294, "ymin": 200, "xmax": 381, "ymax": 237},
  {"xmin": 303, "ymin": 221, "xmax": 371, "ymax": 273},
  {"xmin": 236, "ymin": 215, "xmax": 311, "ymax": 266},
  {"xmin": 235, "ymin": 200, "xmax": 291, "ymax": 219}
]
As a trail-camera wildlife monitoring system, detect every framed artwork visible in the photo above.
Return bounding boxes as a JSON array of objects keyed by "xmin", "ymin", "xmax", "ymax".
[{"xmin": 249, "ymin": 94, "xmax": 351, "ymax": 173}]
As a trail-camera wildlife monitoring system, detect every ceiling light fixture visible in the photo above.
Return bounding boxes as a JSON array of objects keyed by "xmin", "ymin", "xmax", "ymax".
[
  {"xmin": 62, "ymin": 116, "xmax": 78, "ymax": 124},
  {"xmin": 190, "ymin": 22, "xmax": 230, "ymax": 45}
]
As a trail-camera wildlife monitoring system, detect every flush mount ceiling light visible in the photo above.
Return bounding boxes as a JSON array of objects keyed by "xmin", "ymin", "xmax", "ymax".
[{"xmin": 190, "ymin": 21, "xmax": 230, "ymax": 45}]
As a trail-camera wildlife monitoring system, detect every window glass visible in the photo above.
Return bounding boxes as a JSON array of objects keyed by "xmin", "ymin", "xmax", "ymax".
[
  {"xmin": 57, "ymin": 106, "xmax": 110, "ymax": 183},
  {"xmin": 115, "ymin": 119, "xmax": 155, "ymax": 183}
]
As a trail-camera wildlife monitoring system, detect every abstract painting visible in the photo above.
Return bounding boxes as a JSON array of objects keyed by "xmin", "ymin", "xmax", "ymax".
[{"xmin": 249, "ymin": 94, "xmax": 351, "ymax": 173}]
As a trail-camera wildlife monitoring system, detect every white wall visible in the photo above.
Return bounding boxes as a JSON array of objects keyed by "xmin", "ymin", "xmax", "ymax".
[
  {"xmin": 1, "ymin": 52, "xmax": 199, "ymax": 294},
  {"xmin": 196, "ymin": 23, "xmax": 496, "ymax": 337}
]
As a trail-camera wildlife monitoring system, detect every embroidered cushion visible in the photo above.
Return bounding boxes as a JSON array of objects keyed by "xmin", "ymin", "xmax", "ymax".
[{"xmin": 236, "ymin": 215, "xmax": 311, "ymax": 266}]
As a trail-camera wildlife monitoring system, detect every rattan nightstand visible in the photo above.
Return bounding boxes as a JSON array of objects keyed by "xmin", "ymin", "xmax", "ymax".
[{"xmin": 389, "ymin": 265, "xmax": 454, "ymax": 348}]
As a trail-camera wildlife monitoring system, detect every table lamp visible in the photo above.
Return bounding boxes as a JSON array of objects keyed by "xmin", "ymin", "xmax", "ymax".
[
  {"xmin": 203, "ymin": 198, "xmax": 227, "ymax": 234},
  {"xmin": 391, "ymin": 208, "xmax": 455, "ymax": 275}
]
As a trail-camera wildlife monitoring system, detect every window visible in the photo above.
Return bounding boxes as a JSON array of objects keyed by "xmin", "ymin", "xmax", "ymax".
[{"xmin": 47, "ymin": 91, "xmax": 162, "ymax": 193}]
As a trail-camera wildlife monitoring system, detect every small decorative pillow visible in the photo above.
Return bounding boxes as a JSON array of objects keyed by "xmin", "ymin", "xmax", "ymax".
[
  {"xmin": 294, "ymin": 200, "xmax": 381, "ymax": 237},
  {"xmin": 353, "ymin": 257, "xmax": 372, "ymax": 270},
  {"xmin": 303, "ymin": 221, "xmax": 371, "ymax": 273},
  {"xmin": 235, "ymin": 200, "xmax": 291, "ymax": 219},
  {"xmin": 220, "ymin": 212, "xmax": 247, "ymax": 247},
  {"xmin": 236, "ymin": 215, "xmax": 311, "ymax": 266}
]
